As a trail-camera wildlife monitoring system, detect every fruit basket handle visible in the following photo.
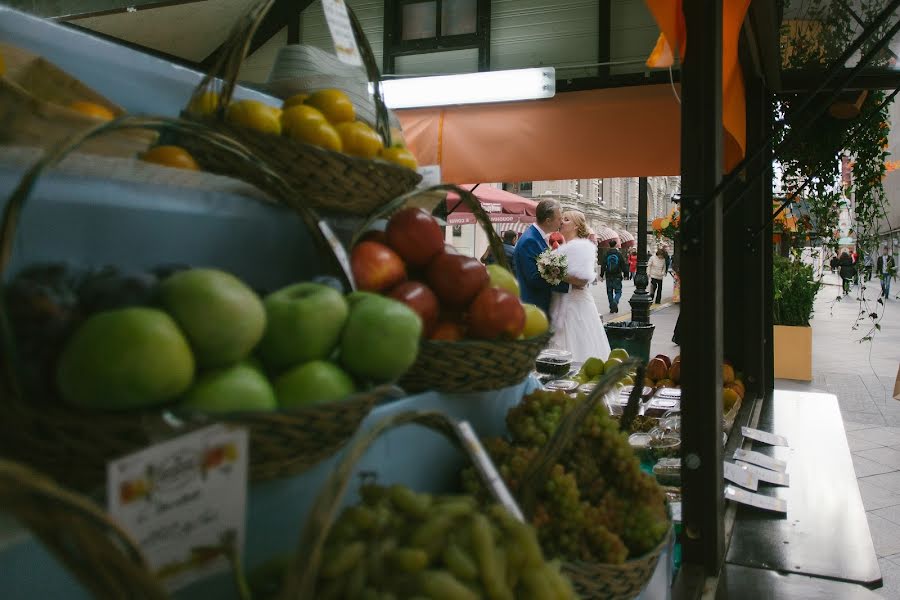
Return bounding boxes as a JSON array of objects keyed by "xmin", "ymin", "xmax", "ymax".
[
  {"xmin": 0, "ymin": 458, "xmax": 168, "ymax": 600},
  {"xmin": 280, "ymin": 410, "xmax": 524, "ymax": 599},
  {"xmin": 189, "ymin": 0, "xmax": 393, "ymax": 147},
  {"xmin": 352, "ymin": 183, "xmax": 512, "ymax": 272},
  {"xmin": 516, "ymin": 358, "xmax": 642, "ymax": 518},
  {"xmin": 0, "ymin": 115, "xmax": 355, "ymax": 289}
]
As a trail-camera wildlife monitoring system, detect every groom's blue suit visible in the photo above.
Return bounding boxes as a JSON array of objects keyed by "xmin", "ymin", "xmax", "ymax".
[{"xmin": 513, "ymin": 224, "xmax": 569, "ymax": 316}]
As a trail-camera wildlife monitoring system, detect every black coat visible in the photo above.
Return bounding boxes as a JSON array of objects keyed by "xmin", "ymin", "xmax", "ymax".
[{"xmin": 839, "ymin": 255, "xmax": 856, "ymax": 280}]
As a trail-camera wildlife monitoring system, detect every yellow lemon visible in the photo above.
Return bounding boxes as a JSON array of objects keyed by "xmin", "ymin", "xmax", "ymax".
[
  {"xmin": 306, "ymin": 89, "xmax": 355, "ymax": 124},
  {"xmin": 335, "ymin": 121, "xmax": 383, "ymax": 158},
  {"xmin": 69, "ymin": 101, "xmax": 115, "ymax": 121},
  {"xmin": 141, "ymin": 146, "xmax": 200, "ymax": 171},
  {"xmin": 389, "ymin": 126, "xmax": 407, "ymax": 147},
  {"xmin": 285, "ymin": 118, "xmax": 342, "ymax": 152},
  {"xmin": 187, "ymin": 91, "xmax": 220, "ymax": 117},
  {"xmin": 225, "ymin": 100, "xmax": 282, "ymax": 135},
  {"xmin": 281, "ymin": 104, "xmax": 327, "ymax": 138},
  {"xmin": 380, "ymin": 145, "xmax": 418, "ymax": 170},
  {"xmin": 282, "ymin": 93, "xmax": 309, "ymax": 110}
]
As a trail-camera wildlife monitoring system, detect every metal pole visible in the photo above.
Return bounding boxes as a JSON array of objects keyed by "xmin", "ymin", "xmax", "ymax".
[
  {"xmin": 629, "ymin": 178, "xmax": 653, "ymax": 323},
  {"xmin": 679, "ymin": 0, "xmax": 725, "ymax": 575}
]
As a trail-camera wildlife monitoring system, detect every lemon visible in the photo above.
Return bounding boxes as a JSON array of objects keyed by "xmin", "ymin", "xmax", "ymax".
[
  {"xmin": 69, "ymin": 101, "xmax": 115, "ymax": 121},
  {"xmin": 187, "ymin": 91, "xmax": 220, "ymax": 117},
  {"xmin": 284, "ymin": 118, "xmax": 342, "ymax": 152},
  {"xmin": 281, "ymin": 104, "xmax": 327, "ymax": 138},
  {"xmin": 380, "ymin": 145, "xmax": 418, "ymax": 169},
  {"xmin": 225, "ymin": 100, "xmax": 282, "ymax": 135},
  {"xmin": 282, "ymin": 93, "xmax": 309, "ymax": 110},
  {"xmin": 141, "ymin": 146, "xmax": 200, "ymax": 171},
  {"xmin": 335, "ymin": 121, "xmax": 383, "ymax": 158},
  {"xmin": 306, "ymin": 89, "xmax": 355, "ymax": 124}
]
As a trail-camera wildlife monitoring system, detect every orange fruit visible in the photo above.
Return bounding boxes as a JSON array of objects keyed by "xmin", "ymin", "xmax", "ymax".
[
  {"xmin": 335, "ymin": 121, "xmax": 383, "ymax": 158},
  {"xmin": 284, "ymin": 118, "xmax": 342, "ymax": 152},
  {"xmin": 281, "ymin": 104, "xmax": 327, "ymax": 137},
  {"xmin": 141, "ymin": 146, "xmax": 200, "ymax": 171},
  {"xmin": 306, "ymin": 89, "xmax": 355, "ymax": 124},
  {"xmin": 722, "ymin": 388, "xmax": 740, "ymax": 412},
  {"xmin": 69, "ymin": 101, "xmax": 115, "ymax": 121},
  {"xmin": 187, "ymin": 91, "xmax": 220, "ymax": 117},
  {"xmin": 380, "ymin": 145, "xmax": 418, "ymax": 170},
  {"xmin": 225, "ymin": 100, "xmax": 282, "ymax": 135},
  {"xmin": 282, "ymin": 93, "xmax": 309, "ymax": 110}
]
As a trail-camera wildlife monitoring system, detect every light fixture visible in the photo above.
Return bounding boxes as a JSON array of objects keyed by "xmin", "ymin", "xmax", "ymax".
[{"xmin": 377, "ymin": 67, "xmax": 555, "ymax": 109}]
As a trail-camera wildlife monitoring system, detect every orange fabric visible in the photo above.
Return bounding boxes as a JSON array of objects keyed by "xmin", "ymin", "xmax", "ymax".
[
  {"xmin": 643, "ymin": 0, "xmax": 750, "ymax": 172},
  {"xmin": 647, "ymin": 33, "xmax": 675, "ymax": 68},
  {"xmin": 397, "ymin": 85, "xmax": 681, "ymax": 182}
]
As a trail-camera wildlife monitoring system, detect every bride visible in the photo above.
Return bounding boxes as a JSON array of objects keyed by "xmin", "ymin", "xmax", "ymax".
[{"xmin": 549, "ymin": 210, "xmax": 612, "ymax": 363}]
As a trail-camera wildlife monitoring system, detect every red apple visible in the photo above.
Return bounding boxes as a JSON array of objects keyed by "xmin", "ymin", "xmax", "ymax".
[
  {"xmin": 358, "ymin": 229, "xmax": 388, "ymax": 245},
  {"xmin": 386, "ymin": 207, "xmax": 445, "ymax": 267},
  {"xmin": 467, "ymin": 287, "xmax": 525, "ymax": 340},
  {"xmin": 388, "ymin": 281, "xmax": 439, "ymax": 336},
  {"xmin": 655, "ymin": 354, "xmax": 672, "ymax": 369},
  {"xmin": 351, "ymin": 241, "xmax": 406, "ymax": 292},
  {"xmin": 426, "ymin": 253, "xmax": 489, "ymax": 308},
  {"xmin": 430, "ymin": 321, "xmax": 465, "ymax": 341}
]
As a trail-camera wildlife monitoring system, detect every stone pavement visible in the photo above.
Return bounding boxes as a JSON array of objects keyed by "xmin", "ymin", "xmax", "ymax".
[{"xmin": 614, "ymin": 271, "xmax": 900, "ymax": 597}]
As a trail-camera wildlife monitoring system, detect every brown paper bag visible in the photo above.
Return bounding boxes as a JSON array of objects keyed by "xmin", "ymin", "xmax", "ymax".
[{"xmin": 894, "ymin": 365, "xmax": 900, "ymax": 401}]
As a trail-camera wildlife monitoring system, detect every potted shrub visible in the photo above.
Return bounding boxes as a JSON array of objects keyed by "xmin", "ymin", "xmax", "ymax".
[{"xmin": 773, "ymin": 255, "xmax": 822, "ymax": 380}]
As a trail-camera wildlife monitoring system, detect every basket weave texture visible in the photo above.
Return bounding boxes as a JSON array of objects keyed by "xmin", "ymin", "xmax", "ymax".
[{"xmin": 0, "ymin": 116, "xmax": 384, "ymax": 491}]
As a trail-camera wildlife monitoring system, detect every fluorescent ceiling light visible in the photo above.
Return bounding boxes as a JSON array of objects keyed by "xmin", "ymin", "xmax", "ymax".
[{"xmin": 378, "ymin": 67, "xmax": 555, "ymax": 109}]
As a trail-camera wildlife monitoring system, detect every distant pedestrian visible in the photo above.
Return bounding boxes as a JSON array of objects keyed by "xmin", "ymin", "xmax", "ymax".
[
  {"xmin": 877, "ymin": 246, "xmax": 896, "ymax": 299},
  {"xmin": 481, "ymin": 229, "xmax": 518, "ymax": 276},
  {"xmin": 599, "ymin": 240, "xmax": 625, "ymax": 313},
  {"xmin": 830, "ymin": 254, "xmax": 839, "ymax": 273},
  {"xmin": 648, "ymin": 249, "xmax": 667, "ymax": 304},
  {"xmin": 863, "ymin": 252, "xmax": 874, "ymax": 282},
  {"xmin": 839, "ymin": 251, "xmax": 855, "ymax": 296},
  {"xmin": 627, "ymin": 251, "xmax": 637, "ymax": 280}
]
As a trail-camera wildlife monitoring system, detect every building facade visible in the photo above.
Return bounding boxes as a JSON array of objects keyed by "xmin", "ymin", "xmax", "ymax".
[{"xmin": 505, "ymin": 177, "xmax": 680, "ymax": 252}]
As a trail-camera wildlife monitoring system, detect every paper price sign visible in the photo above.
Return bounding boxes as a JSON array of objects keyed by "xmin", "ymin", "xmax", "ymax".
[
  {"xmin": 323, "ymin": 0, "xmax": 363, "ymax": 66},
  {"xmin": 725, "ymin": 485, "xmax": 788, "ymax": 514},
  {"xmin": 107, "ymin": 424, "xmax": 249, "ymax": 591},
  {"xmin": 723, "ymin": 461, "xmax": 759, "ymax": 491},
  {"xmin": 741, "ymin": 426, "xmax": 789, "ymax": 447},
  {"xmin": 736, "ymin": 461, "xmax": 791, "ymax": 486},
  {"xmin": 733, "ymin": 448, "xmax": 788, "ymax": 473}
]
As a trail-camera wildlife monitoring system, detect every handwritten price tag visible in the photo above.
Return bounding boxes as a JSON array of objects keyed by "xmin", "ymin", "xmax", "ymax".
[
  {"xmin": 107, "ymin": 424, "xmax": 248, "ymax": 591},
  {"xmin": 736, "ymin": 461, "xmax": 791, "ymax": 486},
  {"xmin": 725, "ymin": 485, "xmax": 788, "ymax": 514},
  {"xmin": 322, "ymin": 0, "xmax": 363, "ymax": 66},
  {"xmin": 741, "ymin": 426, "xmax": 789, "ymax": 447},
  {"xmin": 733, "ymin": 448, "xmax": 788, "ymax": 473},
  {"xmin": 723, "ymin": 461, "xmax": 759, "ymax": 491}
]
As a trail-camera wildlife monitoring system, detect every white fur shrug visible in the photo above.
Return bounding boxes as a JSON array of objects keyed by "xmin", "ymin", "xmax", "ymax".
[{"xmin": 554, "ymin": 238, "xmax": 597, "ymax": 284}]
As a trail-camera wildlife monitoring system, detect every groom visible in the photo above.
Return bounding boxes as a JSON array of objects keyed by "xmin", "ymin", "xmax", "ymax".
[{"xmin": 513, "ymin": 199, "xmax": 587, "ymax": 318}]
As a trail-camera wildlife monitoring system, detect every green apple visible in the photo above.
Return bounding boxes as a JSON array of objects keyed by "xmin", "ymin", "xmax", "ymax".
[
  {"xmin": 621, "ymin": 375, "xmax": 635, "ymax": 386},
  {"xmin": 181, "ymin": 362, "xmax": 276, "ymax": 412},
  {"xmin": 486, "ymin": 264, "xmax": 519, "ymax": 296},
  {"xmin": 340, "ymin": 292, "xmax": 422, "ymax": 382},
  {"xmin": 160, "ymin": 268, "xmax": 265, "ymax": 368},
  {"xmin": 604, "ymin": 356, "xmax": 624, "ymax": 373},
  {"xmin": 258, "ymin": 283, "xmax": 349, "ymax": 372},
  {"xmin": 57, "ymin": 308, "xmax": 195, "ymax": 410},
  {"xmin": 274, "ymin": 360, "xmax": 356, "ymax": 408},
  {"xmin": 581, "ymin": 357, "xmax": 606, "ymax": 379},
  {"xmin": 608, "ymin": 348, "xmax": 630, "ymax": 362}
]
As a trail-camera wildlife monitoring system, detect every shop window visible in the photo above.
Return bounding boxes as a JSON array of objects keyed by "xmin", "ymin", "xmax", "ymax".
[
  {"xmin": 519, "ymin": 182, "xmax": 533, "ymax": 193},
  {"xmin": 384, "ymin": 0, "xmax": 490, "ymax": 74}
]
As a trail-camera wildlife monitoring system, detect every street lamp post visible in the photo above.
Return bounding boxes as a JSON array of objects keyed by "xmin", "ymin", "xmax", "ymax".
[{"xmin": 630, "ymin": 177, "xmax": 653, "ymax": 323}]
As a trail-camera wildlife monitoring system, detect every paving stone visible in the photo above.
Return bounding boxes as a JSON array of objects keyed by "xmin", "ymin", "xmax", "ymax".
[
  {"xmin": 851, "ymin": 428, "xmax": 900, "ymax": 447},
  {"xmin": 843, "ymin": 411, "xmax": 889, "ymax": 426},
  {"xmin": 851, "ymin": 437, "xmax": 888, "ymax": 452},
  {"xmin": 859, "ymin": 479, "xmax": 900, "ymax": 511},
  {"xmin": 863, "ymin": 472, "xmax": 900, "ymax": 494},
  {"xmin": 855, "ymin": 455, "xmax": 898, "ymax": 477},
  {"xmin": 858, "ymin": 448, "xmax": 900, "ymax": 470},
  {"xmin": 877, "ymin": 559, "xmax": 900, "ymax": 599},
  {"xmin": 873, "ymin": 505, "xmax": 900, "ymax": 527},
  {"xmin": 848, "ymin": 421, "xmax": 886, "ymax": 433},
  {"xmin": 867, "ymin": 514, "xmax": 900, "ymax": 557}
]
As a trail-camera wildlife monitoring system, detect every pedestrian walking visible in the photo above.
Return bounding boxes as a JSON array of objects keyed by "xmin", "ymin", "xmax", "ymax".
[
  {"xmin": 877, "ymin": 246, "xmax": 896, "ymax": 299},
  {"xmin": 599, "ymin": 240, "xmax": 625, "ymax": 313},
  {"xmin": 627, "ymin": 251, "xmax": 637, "ymax": 281},
  {"xmin": 648, "ymin": 249, "xmax": 667, "ymax": 304},
  {"xmin": 839, "ymin": 251, "xmax": 855, "ymax": 296}
]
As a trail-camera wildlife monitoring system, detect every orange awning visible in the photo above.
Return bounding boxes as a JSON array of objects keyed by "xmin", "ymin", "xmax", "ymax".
[
  {"xmin": 644, "ymin": 0, "xmax": 751, "ymax": 172},
  {"xmin": 397, "ymin": 85, "xmax": 681, "ymax": 183}
]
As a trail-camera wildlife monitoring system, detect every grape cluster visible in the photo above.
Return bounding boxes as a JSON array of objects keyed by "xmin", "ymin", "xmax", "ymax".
[
  {"xmin": 251, "ymin": 484, "xmax": 578, "ymax": 599},
  {"xmin": 466, "ymin": 389, "xmax": 669, "ymax": 565}
]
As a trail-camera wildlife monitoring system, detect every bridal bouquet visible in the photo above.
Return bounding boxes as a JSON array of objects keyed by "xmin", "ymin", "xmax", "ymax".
[{"xmin": 537, "ymin": 248, "xmax": 568, "ymax": 286}]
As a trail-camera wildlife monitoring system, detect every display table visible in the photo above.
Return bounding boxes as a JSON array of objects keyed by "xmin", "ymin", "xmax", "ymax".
[{"xmin": 726, "ymin": 390, "xmax": 881, "ymax": 589}]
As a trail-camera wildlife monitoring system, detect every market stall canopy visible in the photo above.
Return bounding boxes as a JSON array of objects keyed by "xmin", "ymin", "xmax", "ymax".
[
  {"xmin": 618, "ymin": 230, "xmax": 636, "ymax": 248},
  {"xmin": 396, "ymin": 85, "xmax": 681, "ymax": 183},
  {"xmin": 445, "ymin": 184, "xmax": 537, "ymax": 225},
  {"xmin": 595, "ymin": 226, "xmax": 620, "ymax": 248}
]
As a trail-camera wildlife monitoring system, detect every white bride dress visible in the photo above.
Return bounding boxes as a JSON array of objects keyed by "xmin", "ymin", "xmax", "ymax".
[{"xmin": 548, "ymin": 238, "xmax": 612, "ymax": 364}]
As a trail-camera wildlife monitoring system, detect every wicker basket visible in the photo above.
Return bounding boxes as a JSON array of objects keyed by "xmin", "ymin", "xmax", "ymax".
[
  {"xmin": 0, "ymin": 116, "xmax": 393, "ymax": 492},
  {"xmin": 515, "ymin": 359, "xmax": 673, "ymax": 599},
  {"xmin": 0, "ymin": 43, "xmax": 156, "ymax": 157},
  {"xmin": 175, "ymin": 0, "xmax": 420, "ymax": 216},
  {"xmin": 0, "ymin": 458, "xmax": 168, "ymax": 600},
  {"xmin": 356, "ymin": 184, "xmax": 552, "ymax": 393}
]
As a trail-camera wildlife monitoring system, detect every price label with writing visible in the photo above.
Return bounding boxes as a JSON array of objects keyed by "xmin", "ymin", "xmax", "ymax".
[
  {"xmin": 723, "ymin": 461, "xmax": 759, "ymax": 491},
  {"xmin": 733, "ymin": 448, "xmax": 788, "ymax": 473},
  {"xmin": 736, "ymin": 460, "xmax": 791, "ymax": 486},
  {"xmin": 741, "ymin": 426, "xmax": 789, "ymax": 447},
  {"xmin": 322, "ymin": 0, "xmax": 363, "ymax": 66},
  {"xmin": 724, "ymin": 485, "xmax": 788, "ymax": 514},
  {"xmin": 107, "ymin": 424, "xmax": 249, "ymax": 591},
  {"xmin": 417, "ymin": 165, "xmax": 442, "ymax": 188}
]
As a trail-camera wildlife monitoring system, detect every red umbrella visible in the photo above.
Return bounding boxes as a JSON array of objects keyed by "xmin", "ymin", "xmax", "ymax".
[
  {"xmin": 617, "ymin": 229, "xmax": 636, "ymax": 248},
  {"xmin": 445, "ymin": 184, "xmax": 538, "ymax": 225},
  {"xmin": 595, "ymin": 226, "xmax": 620, "ymax": 248}
]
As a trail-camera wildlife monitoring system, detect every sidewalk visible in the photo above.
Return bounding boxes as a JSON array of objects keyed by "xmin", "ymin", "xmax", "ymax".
[{"xmin": 637, "ymin": 279, "xmax": 900, "ymax": 598}]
